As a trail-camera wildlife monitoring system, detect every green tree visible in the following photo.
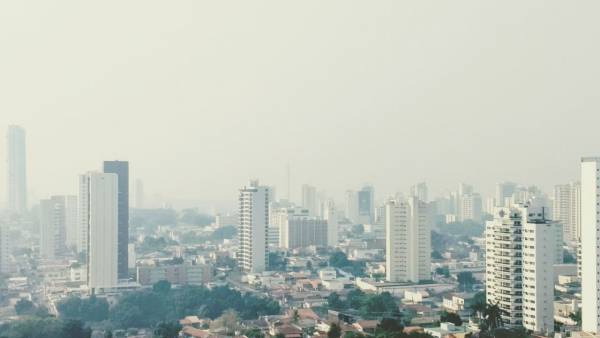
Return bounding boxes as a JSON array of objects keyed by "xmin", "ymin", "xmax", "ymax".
[
  {"xmin": 376, "ymin": 317, "xmax": 404, "ymax": 333},
  {"xmin": 483, "ymin": 302, "xmax": 505, "ymax": 331},
  {"xmin": 328, "ymin": 323, "xmax": 342, "ymax": 338},
  {"xmin": 154, "ymin": 321, "xmax": 182, "ymax": 338},
  {"xmin": 62, "ymin": 319, "xmax": 92, "ymax": 338},
  {"xmin": 244, "ymin": 328, "xmax": 265, "ymax": 338},
  {"xmin": 440, "ymin": 311, "xmax": 462, "ymax": 326},
  {"xmin": 327, "ymin": 292, "xmax": 345, "ymax": 309},
  {"xmin": 14, "ymin": 298, "xmax": 35, "ymax": 315},
  {"xmin": 153, "ymin": 280, "xmax": 172, "ymax": 294},
  {"xmin": 570, "ymin": 309, "xmax": 582, "ymax": 326},
  {"xmin": 435, "ymin": 267, "xmax": 450, "ymax": 278},
  {"xmin": 456, "ymin": 272, "xmax": 476, "ymax": 291}
]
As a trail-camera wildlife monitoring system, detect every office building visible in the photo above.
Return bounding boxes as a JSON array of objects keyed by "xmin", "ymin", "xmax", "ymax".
[
  {"xmin": 385, "ymin": 197, "xmax": 431, "ymax": 283},
  {"xmin": 6, "ymin": 125, "xmax": 27, "ymax": 213},
  {"xmin": 137, "ymin": 263, "xmax": 212, "ymax": 286},
  {"xmin": 358, "ymin": 185, "xmax": 374, "ymax": 224},
  {"xmin": 238, "ymin": 180, "xmax": 270, "ymax": 274},
  {"xmin": 458, "ymin": 193, "xmax": 483, "ymax": 222},
  {"xmin": 80, "ymin": 172, "xmax": 119, "ymax": 293},
  {"xmin": 103, "ymin": 161, "xmax": 129, "ymax": 279},
  {"xmin": 277, "ymin": 208, "xmax": 327, "ymax": 249},
  {"xmin": 485, "ymin": 204, "xmax": 557, "ymax": 333}
]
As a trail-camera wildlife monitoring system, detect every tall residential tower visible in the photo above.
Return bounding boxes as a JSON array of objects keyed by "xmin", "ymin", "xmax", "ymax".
[
  {"xmin": 6, "ymin": 125, "xmax": 27, "ymax": 213},
  {"xmin": 238, "ymin": 180, "xmax": 270, "ymax": 274}
]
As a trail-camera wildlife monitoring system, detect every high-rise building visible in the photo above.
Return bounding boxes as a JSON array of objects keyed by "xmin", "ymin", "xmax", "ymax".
[
  {"xmin": 134, "ymin": 179, "xmax": 145, "ymax": 209},
  {"xmin": 103, "ymin": 161, "xmax": 129, "ymax": 279},
  {"xmin": 345, "ymin": 190, "xmax": 358, "ymax": 223},
  {"xmin": 278, "ymin": 209, "xmax": 327, "ymax": 249},
  {"xmin": 495, "ymin": 182, "xmax": 517, "ymax": 207},
  {"xmin": 40, "ymin": 196, "xmax": 72, "ymax": 260},
  {"xmin": 409, "ymin": 182, "xmax": 428, "ymax": 202},
  {"xmin": 581, "ymin": 158, "xmax": 600, "ymax": 334},
  {"xmin": 358, "ymin": 185, "xmax": 374, "ymax": 224},
  {"xmin": 485, "ymin": 204, "xmax": 557, "ymax": 333},
  {"xmin": 385, "ymin": 197, "xmax": 431, "ymax": 283},
  {"xmin": 238, "ymin": 180, "xmax": 270, "ymax": 274},
  {"xmin": 458, "ymin": 193, "xmax": 483, "ymax": 222},
  {"xmin": 6, "ymin": 125, "xmax": 27, "ymax": 213},
  {"xmin": 553, "ymin": 182, "xmax": 581, "ymax": 245},
  {"xmin": 324, "ymin": 200, "xmax": 338, "ymax": 247},
  {"xmin": 301, "ymin": 184, "xmax": 317, "ymax": 216},
  {"xmin": 80, "ymin": 172, "xmax": 119, "ymax": 293},
  {"xmin": 64, "ymin": 195, "xmax": 78, "ymax": 250},
  {"xmin": 0, "ymin": 224, "xmax": 9, "ymax": 274}
]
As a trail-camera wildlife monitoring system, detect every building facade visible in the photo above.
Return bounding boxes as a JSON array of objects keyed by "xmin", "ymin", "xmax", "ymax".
[
  {"xmin": 553, "ymin": 182, "xmax": 581, "ymax": 245},
  {"xmin": 6, "ymin": 125, "xmax": 27, "ymax": 213},
  {"xmin": 103, "ymin": 161, "xmax": 129, "ymax": 280},
  {"xmin": 485, "ymin": 204, "xmax": 556, "ymax": 333},
  {"xmin": 238, "ymin": 180, "xmax": 270, "ymax": 274},
  {"xmin": 81, "ymin": 172, "xmax": 119, "ymax": 293},
  {"xmin": 385, "ymin": 197, "xmax": 431, "ymax": 283}
]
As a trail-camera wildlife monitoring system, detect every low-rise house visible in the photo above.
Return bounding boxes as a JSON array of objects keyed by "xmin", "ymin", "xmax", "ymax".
[{"xmin": 424, "ymin": 322, "xmax": 471, "ymax": 338}]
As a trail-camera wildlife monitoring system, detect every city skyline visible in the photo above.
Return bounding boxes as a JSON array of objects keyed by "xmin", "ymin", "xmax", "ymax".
[{"xmin": 2, "ymin": 1, "xmax": 600, "ymax": 207}]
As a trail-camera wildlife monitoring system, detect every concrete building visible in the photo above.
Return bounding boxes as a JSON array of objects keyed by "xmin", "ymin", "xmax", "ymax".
[
  {"xmin": 358, "ymin": 185, "xmax": 374, "ymax": 224},
  {"xmin": 553, "ymin": 182, "xmax": 581, "ymax": 245},
  {"xmin": 80, "ymin": 172, "xmax": 119, "ymax": 293},
  {"xmin": 385, "ymin": 197, "xmax": 431, "ymax": 283},
  {"xmin": 581, "ymin": 158, "xmax": 600, "ymax": 334},
  {"xmin": 6, "ymin": 125, "xmax": 27, "ymax": 213},
  {"xmin": 495, "ymin": 182, "xmax": 517, "ymax": 207},
  {"xmin": 324, "ymin": 199, "xmax": 338, "ymax": 247},
  {"xmin": 485, "ymin": 204, "xmax": 557, "ymax": 333},
  {"xmin": 458, "ymin": 193, "xmax": 482, "ymax": 222},
  {"xmin": 103, "ymin": 161, "xmax": 129, "ymax": 280},
  {"xmin": 137, "ymin": 263, "xmax": 212, "ymax": 286},
  {"xmin": 280, "ymin": 214, "xmax": 327, "ymax": 250},
  {"xmin": 301, "ymin": 184, "xmax": 317, "ymax": 216},
  {"xmin": 409, "ymin": 182, "xmax": 428, "ymax": 202},
  {"xmin": 238, "ymin": 180, "xmax": 270, "ymax": 274},
  {"xmin": 345, "ymin": 190, "xmax": 358, "ymax": 223},
  {"xmin": 40, "ymin": 196, "xmax": 73, "ymax": 260}
]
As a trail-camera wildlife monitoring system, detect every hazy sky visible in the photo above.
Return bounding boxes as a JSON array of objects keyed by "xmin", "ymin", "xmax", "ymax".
[{"xmin": 1, "ymin": 1, "xmax": 600, "ymax": 210}]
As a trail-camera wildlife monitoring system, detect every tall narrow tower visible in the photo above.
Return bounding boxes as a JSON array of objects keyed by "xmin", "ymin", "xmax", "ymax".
[
  {"xmin": 103, "ymin": 161, "xmax": 129, "ymax": 279},
  {"xmin": 80, "ymin": 172, "xmax": 119, "ymax": 294},
  {"xmin": 6, "ymin": 125, "xmax": 27, "ymax": 213},
  {"xmin": 238, "ymin": 180, "xmax": 270, "ymax": 274}
]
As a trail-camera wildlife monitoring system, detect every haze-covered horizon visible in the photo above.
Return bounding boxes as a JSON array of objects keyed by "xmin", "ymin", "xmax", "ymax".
[{"xmin": 2, "ymin": 1, "xmax": 600, "ymax": 210}]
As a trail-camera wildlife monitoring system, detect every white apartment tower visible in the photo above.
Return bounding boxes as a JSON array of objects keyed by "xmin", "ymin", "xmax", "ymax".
[
  {"xmin": 301, "ymin": 184, "xmax": 317, "ymax": 216},
  {"xmin": 238, "ymin": 180, "xmax": 270, "ymax": 274},
  {"xmin": 485, "ymin": 204, "xmax": 557, "ymax": 333},
  {"xmin": 80, "ymin": 172, "xmax": 119, "ymax": 293},
  {"xmin": 385, "ymin": 197, "xmax": 431, "ymax": 283},
  {"xmin": 553, "ymin": 182, "xmax": 581, "ymax": 245},
  {"xmin": 6, "ymin": 125, "xmax": 27, "ymax": 213},
  {"xmin": 581, "ymin": 158, "xmax": 600, "ymax": 334}
]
